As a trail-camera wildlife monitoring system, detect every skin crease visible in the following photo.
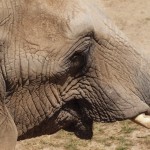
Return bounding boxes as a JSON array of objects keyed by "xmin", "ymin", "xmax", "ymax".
[{"xmin": 0, "ymin": 0, "xmax": 150, "ymax": 149}]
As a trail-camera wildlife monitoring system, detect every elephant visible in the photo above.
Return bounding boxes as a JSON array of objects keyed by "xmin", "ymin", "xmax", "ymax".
[{"xmin": 0, "ymin": 0, "xmax": 150, "ymax": 149}]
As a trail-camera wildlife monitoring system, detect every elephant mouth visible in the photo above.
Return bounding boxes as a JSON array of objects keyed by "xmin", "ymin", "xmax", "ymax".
[{"xmin": 63, "ymin": 96, "xmax": 150, "ymax": 138}]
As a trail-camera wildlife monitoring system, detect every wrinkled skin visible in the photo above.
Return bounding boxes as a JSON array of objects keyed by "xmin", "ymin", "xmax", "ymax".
[{"xmin": 0, "ymin": 0, "xmax": 150, "ymax": 149}]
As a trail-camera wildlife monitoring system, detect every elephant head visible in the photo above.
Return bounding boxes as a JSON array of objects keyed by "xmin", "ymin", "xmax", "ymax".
[{"xmin": 0, "ymin": 0, "xmax": 150, "ymax": 149}]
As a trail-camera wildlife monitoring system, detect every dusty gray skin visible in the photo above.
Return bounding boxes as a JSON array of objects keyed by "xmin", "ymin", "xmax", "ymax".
[{"xmin": 0, "ymin": 0, "xmax": 150, "ymax": 149}]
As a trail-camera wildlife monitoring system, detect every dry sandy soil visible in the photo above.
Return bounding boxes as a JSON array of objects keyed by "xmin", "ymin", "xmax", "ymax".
[{"xmin": 16, "ymin": 0, "xmax": 150, "ymax": 150}]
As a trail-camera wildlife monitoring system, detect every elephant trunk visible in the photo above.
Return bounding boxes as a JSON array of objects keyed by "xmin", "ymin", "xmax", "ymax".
[{"xmin": 84, "ymin": 8, "xmax": 150, "ymax": 123}]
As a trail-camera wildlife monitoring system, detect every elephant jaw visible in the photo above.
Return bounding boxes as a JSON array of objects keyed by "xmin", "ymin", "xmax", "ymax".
[{"xmin": 132, "ymin": 113, "xmax": 150, "ymax": 128}]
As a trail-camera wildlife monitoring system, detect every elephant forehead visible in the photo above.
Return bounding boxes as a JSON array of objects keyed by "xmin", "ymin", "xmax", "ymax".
[{"xmin": 21, "ymin": 0, "xmax": 93, "ymax": 40}]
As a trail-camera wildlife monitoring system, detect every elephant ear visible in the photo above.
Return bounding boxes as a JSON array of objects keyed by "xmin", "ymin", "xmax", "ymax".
[{"xmin": 0, "ymin": 73, "xmax": 18, "ymax": 150}]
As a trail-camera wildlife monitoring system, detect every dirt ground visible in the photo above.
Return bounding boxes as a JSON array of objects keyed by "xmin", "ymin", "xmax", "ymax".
[{"xmin": 16, "ymin": 0, "xmax": 150, "ymax": 150}]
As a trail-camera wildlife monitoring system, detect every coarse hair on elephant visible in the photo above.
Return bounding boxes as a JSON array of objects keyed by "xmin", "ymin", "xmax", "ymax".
[{"xmin": 0, "ymin": 0, "xmax": 150, "ymax": 149}]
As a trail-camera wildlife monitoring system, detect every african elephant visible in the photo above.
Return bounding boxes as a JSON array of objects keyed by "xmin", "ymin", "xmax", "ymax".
[{"xmin": 0, "ymin": 0, "xmax": 150, "ymax": 149}]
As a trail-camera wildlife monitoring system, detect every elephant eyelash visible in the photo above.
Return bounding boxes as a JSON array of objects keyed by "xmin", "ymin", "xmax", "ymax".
[
  {"xmin": 70, "ymin": 39, "xmax": 92, "ymax": 60},
  {"xmin": 71, "ymin": 45, "xmax": 90, "ymax": 61}
]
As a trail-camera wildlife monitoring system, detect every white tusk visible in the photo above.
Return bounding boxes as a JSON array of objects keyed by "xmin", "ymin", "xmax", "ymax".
[{"xmin": 132, "ymin": 114, "xmax": 150, "ymax": 129}]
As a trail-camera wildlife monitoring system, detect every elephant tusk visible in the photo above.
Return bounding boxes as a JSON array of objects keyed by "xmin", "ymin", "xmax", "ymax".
[{"xmin": 132, "ymin": 114, "xmax": 150, "ymax": 129}]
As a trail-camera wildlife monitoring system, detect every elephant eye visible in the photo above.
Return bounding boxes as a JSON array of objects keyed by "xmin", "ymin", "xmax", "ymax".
[
  {"xmin": 70, "ymin": 45, "xmax": 91, "ymax": 74},
  {"xmin": 72, "ymin": 52, "xmax": 86, "ymax": 68}
]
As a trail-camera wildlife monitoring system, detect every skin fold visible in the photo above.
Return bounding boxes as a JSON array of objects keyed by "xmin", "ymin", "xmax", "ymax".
[{"xmin": 0, "ymin": 0, "xmax": 150, "ymax": 149}]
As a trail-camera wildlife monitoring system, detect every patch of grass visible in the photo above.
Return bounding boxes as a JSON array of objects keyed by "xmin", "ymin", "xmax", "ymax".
[
  {"xmin": 116, "ymin": 136, "xmax": 133, "ymax": 150},
  {"xmin": 104, "ymin": 141, "xmax": 112, "ymax": 147},
  {"xmin": 117, "ymin": 136, "xmax": 126, "ymax": 144},
  {"xmin": 116, "ymin": 146, "xmax": 128, "ymax": 150},
  {"xmin": 109, "ymin": 136, "xmax": 116, "ymax": 141},
  {"xmin": 140, "ymin": 136, "xmax": 150, "ymax": 149},
  {"xmin": 64, "ymin": 140, "xmax": 78, "ymax": 150},
  {"xmin": 94, "ymin": 123, "xmax": 105, "ymax": 134},
  {"xmin": 120, "ymin": 122, "xmax": 136, "ymax": 134}
]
